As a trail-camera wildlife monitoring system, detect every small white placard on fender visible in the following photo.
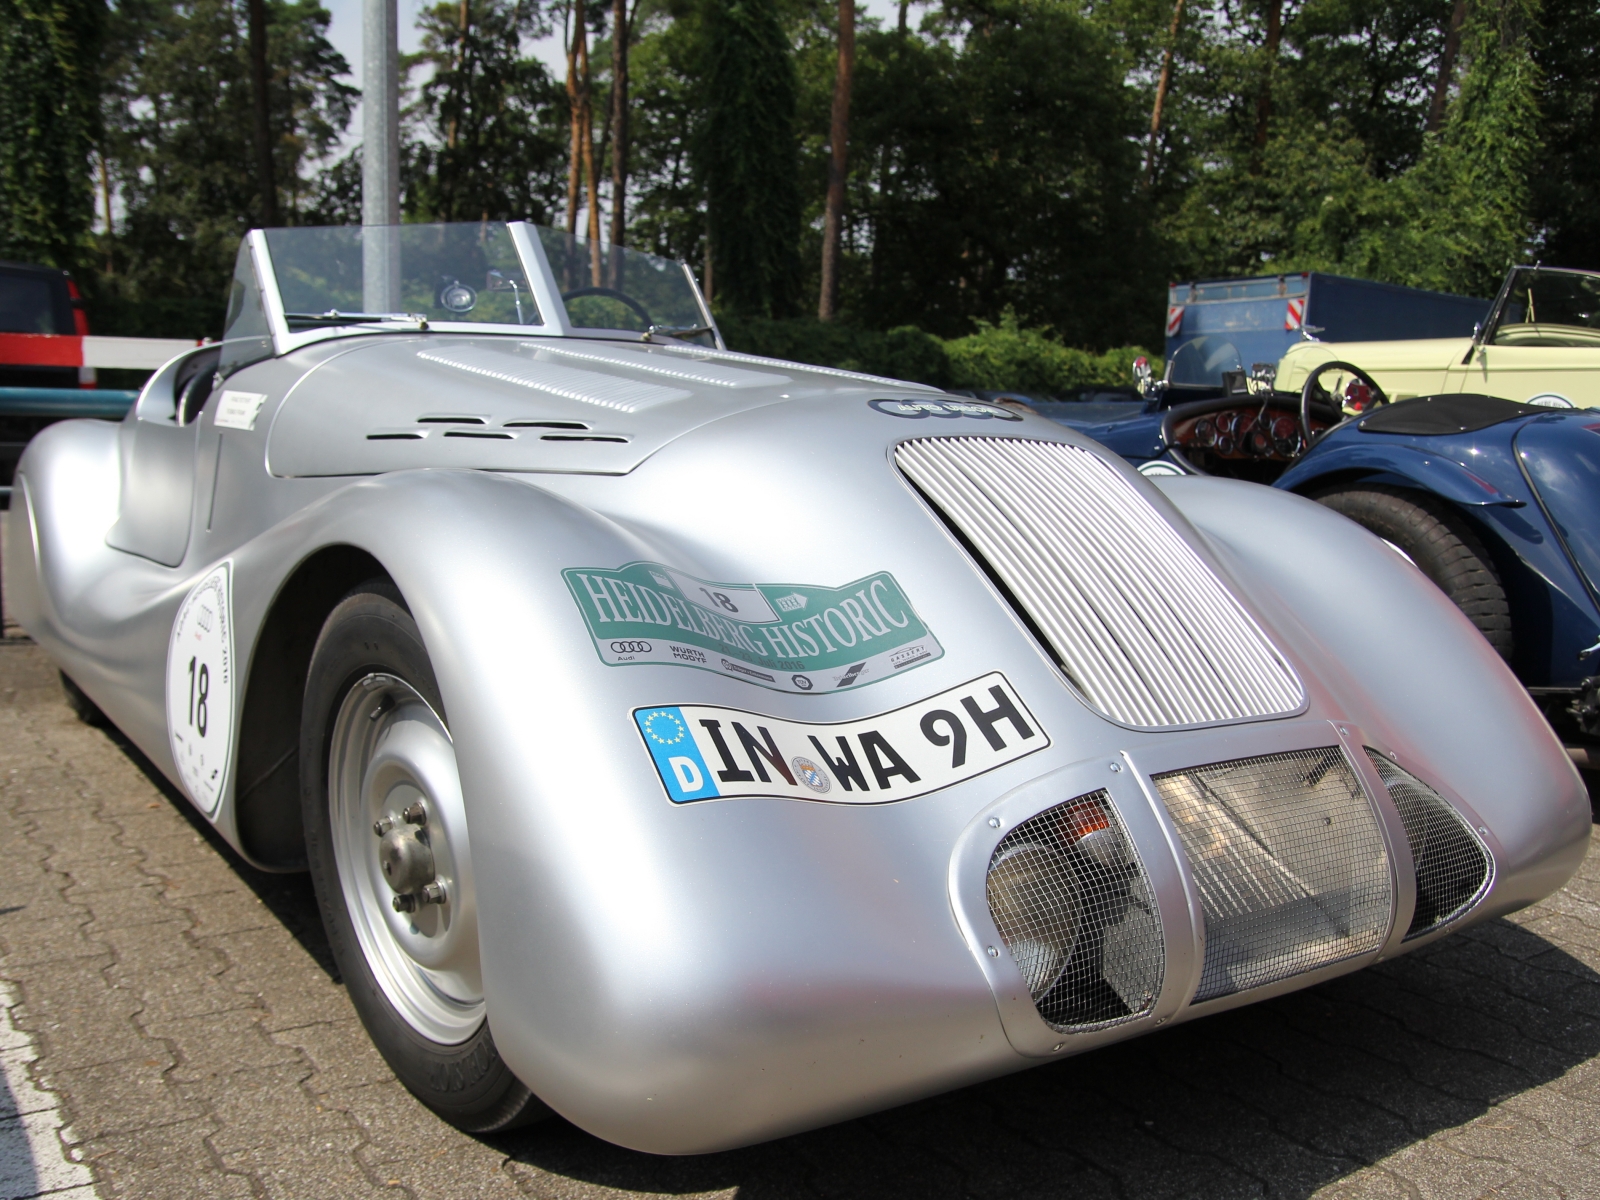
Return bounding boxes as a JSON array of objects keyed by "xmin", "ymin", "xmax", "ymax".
[
  {"xmin": 214, "ymin": 391, "xmax": 268, "ymax": 431},
  {"xmin": 166, "ymin": 563, "xmax": 235, "ymax": 815}
]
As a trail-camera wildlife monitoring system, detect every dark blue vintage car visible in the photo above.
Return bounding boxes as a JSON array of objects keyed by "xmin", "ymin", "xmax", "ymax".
[{"xmin": 1039, "ymin": 347, "xmax": 1600, "ymax": 751}]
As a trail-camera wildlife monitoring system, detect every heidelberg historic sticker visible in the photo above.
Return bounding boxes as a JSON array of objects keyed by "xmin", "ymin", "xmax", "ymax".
[{"xmin": 564, "ymin": 562, "xmax": 943, "ymax": 695}]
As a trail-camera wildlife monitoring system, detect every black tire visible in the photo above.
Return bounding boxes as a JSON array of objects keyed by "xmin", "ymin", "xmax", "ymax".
[
  {"xmin": 1312, "ymin": 484, "xmax": 1513, "ymax": 661},
  {"xmin": 300, "ymin": 579, "xmax": 549, "ymax": 1133},
  {"xmin": 59, "ymin": 672, "xmax": 107, "ymax": 726}
]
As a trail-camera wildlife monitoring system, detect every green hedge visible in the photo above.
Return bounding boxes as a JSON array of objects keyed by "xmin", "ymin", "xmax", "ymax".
[{"xmin": 716, "ymin": 310, "xmax": 1158, "ymax": 395}]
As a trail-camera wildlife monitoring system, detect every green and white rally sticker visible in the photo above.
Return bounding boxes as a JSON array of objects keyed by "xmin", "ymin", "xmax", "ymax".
[{"xmin": 564, "ymin": 562, "xmax": 942, "ymax": 694}]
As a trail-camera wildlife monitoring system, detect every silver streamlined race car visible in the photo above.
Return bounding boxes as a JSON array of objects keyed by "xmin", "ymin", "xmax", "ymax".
[{"xmin": 4, "ymin": 221, "xmax": 1590, "ymax": 1153}]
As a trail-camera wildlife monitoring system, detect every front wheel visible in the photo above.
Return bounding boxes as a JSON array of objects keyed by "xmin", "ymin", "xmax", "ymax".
[
  {"xmin": 1312, "ymin": 484, "xmax": 1513, "ymax": 662},
  {"xmin": 300, "ymin": 580, "xmax": 548, "ymax": 1132}
]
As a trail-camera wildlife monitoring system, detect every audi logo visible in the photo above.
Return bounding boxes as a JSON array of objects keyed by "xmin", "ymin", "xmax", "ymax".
[{"xmin": 610, "ymin": 640, "xmax": 652, "ymax": 654}]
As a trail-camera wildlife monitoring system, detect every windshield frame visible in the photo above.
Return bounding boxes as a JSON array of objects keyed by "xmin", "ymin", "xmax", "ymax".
[
  {"xmin": 1482, "ymin": 265, "xmax": 1600, "ymax": 350},
  {"xmin": 242, "ymin": 221, "xmax": 722, "ymax": 363}
]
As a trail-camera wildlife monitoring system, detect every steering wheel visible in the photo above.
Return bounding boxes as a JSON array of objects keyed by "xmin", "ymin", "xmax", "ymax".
[
  {"xmin": 1299, "ymin": 359, "xmax": 1389, "ymax": 450},
  {"xmin": 560, "ymin": 286, "xmax": 653, "ymax": 329}
]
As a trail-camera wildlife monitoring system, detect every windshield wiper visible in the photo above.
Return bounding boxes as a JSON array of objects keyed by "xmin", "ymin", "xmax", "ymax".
[
  {"xmin": 286, "ymin": 310, "xmax": 431, "ymax": 331},
  {"xmin": 642, "ymin": 324, "xmax": 714, "ymax": 343}
]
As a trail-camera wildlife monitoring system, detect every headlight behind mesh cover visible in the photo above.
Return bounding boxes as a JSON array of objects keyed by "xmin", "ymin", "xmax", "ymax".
[{"xmin": 986, "ymin": 790, "xmax": 1164, "ymax": 1032}]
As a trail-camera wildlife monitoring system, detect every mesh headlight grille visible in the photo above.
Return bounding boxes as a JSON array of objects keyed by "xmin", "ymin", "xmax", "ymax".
[
  {"xmin": 986, "ymin": 790, "xmax": 1164, "ymax": 1032},
  {"xmin": 1153, "ymin": 748, "xmax": 1393, "ymax": 1002},
  {"xmin": 1364, "ymin": 749, "xmax": 1493, "ymax": 939}
]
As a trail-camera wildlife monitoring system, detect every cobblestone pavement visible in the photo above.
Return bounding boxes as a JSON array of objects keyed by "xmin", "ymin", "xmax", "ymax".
[{"xmin": 1, "ymin": 639, "xmax": 1599, "ymax": 1199}]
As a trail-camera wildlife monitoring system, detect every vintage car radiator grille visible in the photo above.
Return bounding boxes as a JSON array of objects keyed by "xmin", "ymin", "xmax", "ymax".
[
  {"xmin": 986, "ymin": 790, "xmax": 1164, "ymax": 1032},
  {"xmin": 1153, "ymin": 748, "xmax": 1392, "ymax": 1002},
  {"xmin": 1364, "ymin": 750, "xmax": 1493, "ymax": 939},
  {"xmin": 895, "ymin": 437, "xmax": 1304, "ymax": 728}
]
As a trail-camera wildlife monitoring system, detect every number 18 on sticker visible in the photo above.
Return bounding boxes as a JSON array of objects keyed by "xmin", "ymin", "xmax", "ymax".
[{"xmin": 166, "ymin": 563, "xmax": 235, "ymax": 815}]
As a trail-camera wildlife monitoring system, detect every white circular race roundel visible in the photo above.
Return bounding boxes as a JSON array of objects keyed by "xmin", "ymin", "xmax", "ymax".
[{"xmin": 166, "ymin": 563, "xmax": 235, "ymax": 815}]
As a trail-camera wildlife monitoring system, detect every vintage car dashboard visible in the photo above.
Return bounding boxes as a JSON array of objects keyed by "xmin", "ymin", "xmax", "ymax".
[{"xmin": 1162, "ymin": 394, "xmax": 1338, "ymax": 482}]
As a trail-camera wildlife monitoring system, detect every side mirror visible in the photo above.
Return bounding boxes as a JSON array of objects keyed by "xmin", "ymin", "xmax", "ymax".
[{"xmin": 1132, "ymin": 355, "xmax": 1154, "ymax": 398}]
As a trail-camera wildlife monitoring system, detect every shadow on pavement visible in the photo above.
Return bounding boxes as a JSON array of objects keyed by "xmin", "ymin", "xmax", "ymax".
[{"xmin": 108, "ymin": 724, "xmax": 338, "ymax": 983}]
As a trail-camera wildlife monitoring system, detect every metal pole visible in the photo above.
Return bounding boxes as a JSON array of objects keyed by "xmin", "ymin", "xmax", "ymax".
[{"xmin": 362, "ymin": 0, "xmax": 401, "ymax": 313}]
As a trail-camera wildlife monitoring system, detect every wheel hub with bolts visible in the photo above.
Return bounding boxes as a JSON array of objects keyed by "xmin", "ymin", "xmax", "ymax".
[
  {"xmin": 374, "ymin": 801, "xmax": 448, "ymax": 911},
  {"xmin": 328, "ymin": 672, "xmax": 484, "ymax": 1044}
]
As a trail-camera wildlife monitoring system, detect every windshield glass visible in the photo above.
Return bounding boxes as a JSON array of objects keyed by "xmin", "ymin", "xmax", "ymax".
[
  {"xmin": 537, "ymin": 228, "xmax": 710, "ymax": 337},
  {"xmin": 1492, "ymin": 269, "xmax": 1600, "ymax": 348},
  {"xmin": 1166, "ymin": 337, "xmax": 1244, "ymax": 387},
  {"xmin": 263, "ymin": 223, "xmax": 540, "ymax": 329}
]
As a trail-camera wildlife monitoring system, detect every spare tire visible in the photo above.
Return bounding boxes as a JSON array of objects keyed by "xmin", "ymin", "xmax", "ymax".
[{"xmin": 1312, "ymin": 483, "xmax": 1513, "ymax": 662}]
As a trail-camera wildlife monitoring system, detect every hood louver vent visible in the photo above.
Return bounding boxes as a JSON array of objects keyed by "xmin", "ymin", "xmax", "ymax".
[
  {"xmin": 896, "ymin": 437, "xmax": 1304, "ymax": 729},
  {"xmin": 1364, "ymin": 750, "xmax": 1493, "ymax": 939}
]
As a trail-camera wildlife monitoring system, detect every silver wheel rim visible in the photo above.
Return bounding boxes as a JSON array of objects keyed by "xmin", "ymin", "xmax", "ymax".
[{"xmin": 328, "ymin": 672, "xmax": 484, "ymax": 1044}]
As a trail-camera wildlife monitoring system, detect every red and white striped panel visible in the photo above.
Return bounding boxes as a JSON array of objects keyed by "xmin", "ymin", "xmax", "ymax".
[
  {"xmin": 1285, "ymin": 297, "xmax": 1306, "ymax": 331},
  {"xmin": 0, "ymin": 333, "xmax": 204, "ymax": 372},
  {"xmin": 1166, "ymin": 306, "xmax": 1185, "ymax": 338}
]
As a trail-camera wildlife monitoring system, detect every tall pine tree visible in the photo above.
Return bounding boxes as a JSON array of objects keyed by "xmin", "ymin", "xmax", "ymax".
[{"xmin": 697, "ymin": 0, "xmax": 801, "ymax": 317}]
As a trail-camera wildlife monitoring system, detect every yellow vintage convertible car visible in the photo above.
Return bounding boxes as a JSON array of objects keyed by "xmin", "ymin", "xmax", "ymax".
[{"xmin": 1278, "ymin": 266, "xmax": 1600, "ymax": 408}]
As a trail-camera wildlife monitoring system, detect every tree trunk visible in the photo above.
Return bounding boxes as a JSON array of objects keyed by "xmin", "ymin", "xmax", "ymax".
[
  {"xmin": 897, "ymin": 0, "xmax": 907, "ymax": 34},
  {"xmin": 1250, "ymin": 0, "xmax": 1282, "ymax": 165},
  {"xmin": 571, "ymin": 4, "xmax": 599, "ymax": 284},
  {"xmin": 246, "ymin": 0, "xmax": 278, "ymax": 226},
  {"xmin": 1426, "ymin": 0, "xmax": 1469, "ymax": 133},
  {"xmin": 818, "ymin": 0, "xmax": 854, "ymax": 321},
  {"xmin": 447, "ymin": 0, "xmax": 469, "ymax": 150},
  {"xmin": 565, "ymin": 0, "xmax": 585, "ymax": 237},
  {"xmin": 1144, "ymin": 0, "xmax": 1186, "ymax": 184},
  {"xmin": 608, "ymin": 0, "xmax": 631, "ymax": 264}
]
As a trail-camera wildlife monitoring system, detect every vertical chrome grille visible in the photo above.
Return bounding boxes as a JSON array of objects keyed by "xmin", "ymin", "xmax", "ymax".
[
  {"xmin": 1153, "ymin": 748, "xmax": 1392, "ymax": 1002},
  {"xmin": 896, "ymin": 437, "xmax": 1304, "ymax": 729},
  {"xmin": 1365, "ymin": 750, "xmax": 1493, "ymax": 939},
  {"xmin": 986, "ymin": 790, "xmax": 1164, "ymax": 1032}
]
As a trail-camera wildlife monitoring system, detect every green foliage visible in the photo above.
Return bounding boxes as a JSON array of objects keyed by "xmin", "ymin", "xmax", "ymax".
[
  {"xmin": 1533, "ymin": 0, "xmax": 1600, "ymax": 268},
  {"xmin": 697, "ymin": 0, "xmax": 802, "ymax": 316},
  {"xmin": 1153, "ymin": 0, "xmax": 1543, "ymax": 298},
  {"xmin": 624, "ymin": 3, "xmax": 707, "ymax": 264},
  {"xmin": 720, "ymin": 309, "xmax": 1155, "ymax": 393},
  {"xmin": 718, "ymin": 314, "xmax": 951, "ymax": 383},
  {"xmin": 89, "ymin": 0, "xmax": 352, "ymax": 335},
  {"xmin": 0, "ymin": 0, "xmax": 103, "ymax": 268},
  {"xmin": 402, "ymin": 0, "xmax": 566, "ymax": 224},
  {"xmin": 795, "ymin": 3, "xmax": 1158, "ymax": 346},
  {"xmin": 944, "ymin": 312, "xmax": 1156, "ymax": 393}
]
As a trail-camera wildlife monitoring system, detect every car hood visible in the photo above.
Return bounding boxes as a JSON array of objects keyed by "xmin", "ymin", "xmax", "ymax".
[{"xmin": 265, "ymin": 334, "xmax": 938, "ymax": 477}]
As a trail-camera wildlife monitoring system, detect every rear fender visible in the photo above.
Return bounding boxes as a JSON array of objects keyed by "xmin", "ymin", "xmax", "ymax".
[{"xmin": 1276, "ymin": 440, "xmax": 1524, "ymax": 507}]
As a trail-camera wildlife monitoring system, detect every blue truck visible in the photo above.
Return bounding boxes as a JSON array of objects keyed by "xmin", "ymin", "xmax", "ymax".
[{"xmin": 1164, "ymin": 272, "xmax": 1489, "ymax": 384}]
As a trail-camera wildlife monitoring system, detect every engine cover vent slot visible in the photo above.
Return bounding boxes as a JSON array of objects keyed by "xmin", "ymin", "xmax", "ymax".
[
  {"xmin": 1364, "ymin": 750, "xmax": 1493, "ymax": 939},
  {"xmin": 895, "ymin": 437, "xmax": 1304, "ymax": 729},
  {"xmin": 986, "ymin": 790, "xmax": 1164, "ymax": 1032},
  {"xmin": 1153, "ymin": 748, "xmax": 1392, "ymax": 1002}
]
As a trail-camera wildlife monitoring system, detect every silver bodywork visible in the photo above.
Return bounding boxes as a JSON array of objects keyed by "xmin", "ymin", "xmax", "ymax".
[{"xmin": 4, "ymin": 223, "xmax": 1589, "ymax": 1153}]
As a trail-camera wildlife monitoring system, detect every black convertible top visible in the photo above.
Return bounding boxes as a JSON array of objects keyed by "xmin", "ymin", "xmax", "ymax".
[{"xmin": 1358, "ymin": 393, "xmax": 1545, "ymax": 436}]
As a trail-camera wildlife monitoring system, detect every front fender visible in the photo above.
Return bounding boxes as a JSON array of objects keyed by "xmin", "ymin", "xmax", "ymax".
[
  {"xmin": 1154, "ymin": 475, "xmax": 1590, "ymax": 919},
  {"xmin": 1276, "ymin": 439, "xmax": 1524, "ymax": 507}
]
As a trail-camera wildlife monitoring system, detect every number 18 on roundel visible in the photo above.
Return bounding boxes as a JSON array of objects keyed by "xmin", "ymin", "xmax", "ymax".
[{"xmin": 165, "ymin": 563, "xmax": 235, "ymax": 815}]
